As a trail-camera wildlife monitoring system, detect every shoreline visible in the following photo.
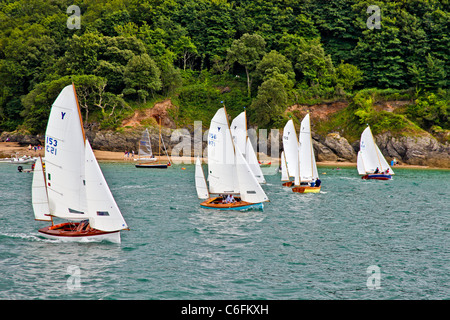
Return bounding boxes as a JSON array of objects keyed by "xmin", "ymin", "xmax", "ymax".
[{"xmin": 0, "ymin": 142, "xmax": 448, "ymax": 170}]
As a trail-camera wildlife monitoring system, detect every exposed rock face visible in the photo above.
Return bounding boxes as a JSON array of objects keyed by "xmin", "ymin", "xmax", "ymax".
[{"xmin": 376, "ymin": 132, "xmax": 450, "ymax": 167}]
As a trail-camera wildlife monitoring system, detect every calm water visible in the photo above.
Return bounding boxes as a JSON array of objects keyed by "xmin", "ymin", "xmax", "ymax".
[{"xmin": 0, "ymin": 162, "xmax": 449, "ymax": 300}]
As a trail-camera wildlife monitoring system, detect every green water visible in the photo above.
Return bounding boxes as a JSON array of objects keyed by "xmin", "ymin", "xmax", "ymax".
[{"xmin": 0, "ymin": 162, "xmax": 449, "ymax": 300}]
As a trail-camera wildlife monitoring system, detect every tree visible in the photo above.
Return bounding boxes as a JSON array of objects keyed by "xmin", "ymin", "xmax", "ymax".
[
  {"xmin": 254, "ymin": 50, "xmax": 295, "ymax": 88},
  {"xmin": 123, "ymin": 54, "xmax": 162, "ymax": 104},
  {"xmin": 174, "ymin": 36, "xmax": 198, "ymax": 71},
  {"xmin": 334, "ymin": 61, "xmax": 363, "ymax": 92},
  {"xmin": 227, "ymin": 33, "xmax": 266, "ymax": 97},
  {"xmin": 249, "ymin": 78, "xmax": 287, "ymax": 128}
]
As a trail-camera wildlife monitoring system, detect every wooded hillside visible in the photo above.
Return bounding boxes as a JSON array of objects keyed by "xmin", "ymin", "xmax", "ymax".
[{"xmin": 0, "ymin": 0, "xmax": 448, "ymax": 141}]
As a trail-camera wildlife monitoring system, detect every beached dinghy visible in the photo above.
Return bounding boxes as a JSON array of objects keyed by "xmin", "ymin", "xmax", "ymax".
[
  {"xmin": 32, "ymin": 84, "xmax": 128, "ymax": 243},
  {"xmin": 357, "ymin": 125, "xmax": 394, "ymax": 180},
  {"xmin": 196, "ymin": 107, "xmax": 269, "ymax": 211}
]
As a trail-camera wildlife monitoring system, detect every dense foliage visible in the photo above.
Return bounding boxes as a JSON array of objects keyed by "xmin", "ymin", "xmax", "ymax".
[{"xmin": 0, "ymin": 0, "xmax": 448, "ymax": 136}]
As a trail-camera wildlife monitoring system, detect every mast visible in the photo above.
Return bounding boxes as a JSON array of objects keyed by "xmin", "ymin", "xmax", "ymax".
[
  {"xmin": 72, "ymin": 83, "xmax": 86, "ymax": 144},
  {"xmin": 158, "ymin": 117, "xmax": 161, "ymax": 157}
]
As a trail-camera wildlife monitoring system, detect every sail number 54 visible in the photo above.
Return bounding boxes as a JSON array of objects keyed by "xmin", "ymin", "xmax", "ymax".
[{"xmin": 46, "ymin": 136, "xmax": 58, "ymax": 155}]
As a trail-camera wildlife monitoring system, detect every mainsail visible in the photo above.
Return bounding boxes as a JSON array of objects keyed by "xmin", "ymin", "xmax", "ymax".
[
  {"xmin": 138, "ymin": 129, "xmax": 155, "ymax": 161},
  {"xmin": 298, "ymin": 114, "xmax": 319, "ymax": 182},
  {"xmin": 44, "ymin": 84, "xmax": 87, "ymax": 221},
  {"xmin": 207, "ymin": 108, "xmax": 239, "ymax": 194}
]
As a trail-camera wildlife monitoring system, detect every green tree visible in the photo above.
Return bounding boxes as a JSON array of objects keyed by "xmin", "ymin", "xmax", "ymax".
[
  {"xmin": 123, "ymin": 54, "xmax": 162, "ymax": 103},
  {"xmin": 227, "ymin": 33, "xmax": 266, "ymax": 97},
  {"xmin": 249, "ymin": 77, "xmax": 287, "ymax": 128}
]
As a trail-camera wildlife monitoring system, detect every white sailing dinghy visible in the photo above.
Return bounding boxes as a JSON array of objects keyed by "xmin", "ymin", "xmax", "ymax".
[
  {"xmin": 281, "ymin": 115, "xmax": 321, "ymax": 193},
  {"xmin": 32, "ymin": 83, "xmax": 128, "ymax": 243},
  {"xmin": 357, "ymin": 125, "xmax": 394, "ymax": 180},
  {"xmin": 230, "ymin": 110, "xmax": 266, "ymax": 184},
  {"xmin": 293, "ymin": 114, "xmax": 321, "ymax": 193},
  {"xmin": 196, "ymin": 107, "xmax": 269, "ymax": 211}
]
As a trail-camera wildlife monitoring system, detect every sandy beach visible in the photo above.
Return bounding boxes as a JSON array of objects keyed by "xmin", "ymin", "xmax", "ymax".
[{"xmin": 0, "ymin": 141, "xmax": 445, "ymax": 169}]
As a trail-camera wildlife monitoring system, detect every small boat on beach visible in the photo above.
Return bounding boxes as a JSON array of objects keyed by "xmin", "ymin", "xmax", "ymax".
[
  {"xmin": 195, "ymin": 107, "xmax": 269, "ymax": 211},
  {"xmin": 135, "ymin": 118, "xmax": 171, "ymax": 169},
  {"xmin": 357, "ymin": 125, "xmax": 394, "ymax": 180},
  {"xmin": 32, "ymin": 83, "xmax": 128, "ymax": 243}
]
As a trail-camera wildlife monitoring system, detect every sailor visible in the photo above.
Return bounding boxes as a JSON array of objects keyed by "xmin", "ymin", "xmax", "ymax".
[
  {"xmin": 315, "ymin": 178, "xmax": 321, "ymax": 187},
  {"xmin": 374, "ymin": 167, "xmax": 379, "ymax": 173}
]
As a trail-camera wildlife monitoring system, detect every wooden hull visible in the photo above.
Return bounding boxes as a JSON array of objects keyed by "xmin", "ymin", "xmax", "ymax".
[
  {"xmin": 282, "ymin": 181, "xmax": 294, "ymax": 187},
  {"xmin": 135, "ymin": 163, "xmax": 169, "ymax": 169},
  {"xmin": 38, "ymin": 222, "xmax": 121, "ymax": 243},
  {"xmin": 200, "ymin": 197, "xmax": 264, "ymax": 211},
  {"xmin": 292, "ymin": 186, "xmax": 321, "ymax": 193},
  {"xmin": 362, "ymin": 174, "xmax": 392, "ymax": 180}
]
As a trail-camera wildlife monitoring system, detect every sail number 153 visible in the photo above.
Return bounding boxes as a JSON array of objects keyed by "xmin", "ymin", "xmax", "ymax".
[{"xmin": 46, "ymin": 136, "xmax": 58, "ymax": 155}]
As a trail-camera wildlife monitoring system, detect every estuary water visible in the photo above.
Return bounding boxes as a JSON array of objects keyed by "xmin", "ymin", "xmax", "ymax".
[{"xmin": 0, "ymin": 162, "xmax": 449, "ymax": 300}]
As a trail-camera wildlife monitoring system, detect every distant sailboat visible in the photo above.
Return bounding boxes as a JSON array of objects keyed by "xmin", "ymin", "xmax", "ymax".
[
  {"xmin": 293, "ymin": 114, "xmax": 321, "ymax": 193},
  {"xmin": 135, "ymin": 118, "xmax": 171, "ymax": 169},
  {"xmin": 196, "ymin": 107, "xmax": 269, "ymax": 210},
  {"xmin": 357, "ymin": 125, "xmax": 394, "ymax": 180},
  {"xmin": 32, "ymin": 84, "xmax": 128, "ymax": 243},
  {"xmin": 230, "ymin": 110, "xmax": 266, "ymax": 184},
  {"xmin": 281, "ymin": 115, "xmax": 321, "ymax": 193}
]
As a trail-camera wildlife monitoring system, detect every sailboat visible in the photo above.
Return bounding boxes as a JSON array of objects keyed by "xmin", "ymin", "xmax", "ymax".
[
  {"xmin": 281, "ymin": 115, "xmax": 321, "ymax": 193},
  {"xmin": 357, "ymin": 125, "xmax": 394, "ymax": 180},
  {"xmin": 195, "ymin": 107, "xmax": 269, "ymax": 211},
  {"xmin": 135, "ymin": 118, "xmax": 171, "ymax": 168},
  {"xmin": 31, "ymin": 83, "xmax": 128, "ymax": 243},
  {"xmin": 230, "ymin": 110, "xmax": 266, "ymax": 184}
]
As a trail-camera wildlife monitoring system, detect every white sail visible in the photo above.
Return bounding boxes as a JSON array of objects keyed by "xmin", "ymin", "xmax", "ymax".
[
  {"xmin": 207, "ymin": 108, "xmax": 239, "ymax": 194},
  {"xmin": 231, "ymin": 111, "xmax": 265, "ymax": 184},
  {"xmin": 235, "ymin": 144, "xmax": 268, "ymax": 203},
  {"xmin": 84, "ymin": 140, "xmax": 127, "ymax": 232},
  {"xmin": 230, "ymin": 111, "xmax": 247, "ymax": 158},
  {"xmin": 138, "ymin": 129, "xmax": 155, "ymax": 161},
  {"xmin": 282, "ymin": 119, "xmax": 299, "ymax": 180},
  {"xmin": 298, "ymin": 114, "xmax": 319, "ymax": 182},
  {"xmin": 245, "ymin": 137, "xmax": 266, "ymax": 184},
  {"xmin": 280, "ymin": 151, "xmax": 289, "ymax": 181},
  {"xmin": 357, "ymin": 151, "xmax": 366, "ymax": 175},
  {"xmin": 195, "ymin": 156, "xmax": 209, "ymax": 199},
  {"xmin": 359, "ymin": 126, "xmax": 394, "ymax": 174},
  {"xmin": 44, "ymin": 84, "xmax": 87, "ymax": 220},
  {"xmin": 32, "ymin": 157, "xmax": 51, "ymax": 221}
]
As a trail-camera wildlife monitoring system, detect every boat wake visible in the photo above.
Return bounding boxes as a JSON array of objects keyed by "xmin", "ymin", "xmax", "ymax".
[{"xmin": 0, "ymin": 232, "xmax": 58, "ymax": 243}]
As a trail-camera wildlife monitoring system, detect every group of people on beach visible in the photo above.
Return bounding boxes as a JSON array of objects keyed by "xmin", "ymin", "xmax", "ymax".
[
  {"xmin": 28, "ymin": 144, "xmax": 43, "ymax": 152},
  {"xmin": 124, "ymin": 150, "xmax": 135, "ymax": 160}
]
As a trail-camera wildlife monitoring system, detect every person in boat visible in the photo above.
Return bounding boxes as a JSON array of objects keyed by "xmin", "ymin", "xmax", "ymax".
[
  {"xmin": 311, "ymin": 180, "xmax": 315, "ymax": 187},
  {"xmin": 76, "ymin": 219, "xmax": 90, "ymax": 232},
  {"xmin": 374, "ymin": 167, "xmax": 379, "ymax": 174},
  {"xmin": 315, "ymin": 178, "xmax": 321, "ymax": 187},
  {"xmin": 386, "ymin": 168, "xmax": 390, "ymax": 174}
]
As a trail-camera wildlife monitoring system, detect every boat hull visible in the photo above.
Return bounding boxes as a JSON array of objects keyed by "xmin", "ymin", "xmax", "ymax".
[
  {"xmin": 362, "ymin": 174, "xmax": 392, "ymax": 180},
  {"xmin": 135, "ymin": 163, "xmax": 169, "ymax": 169},
  {"xmin": 200, "ymin": 197, "xmax": 264, "ymax": 211},
  {"xmin": 38, "ymin": 223, "xmax": 121, "ymax": 243},
  {"xmin": 282, "ymin": 181, "xmax": 294, "ymax": 187},
  {"xmin": 292, "ymin": 186, "xmax": 321, "ymax": 193}
]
